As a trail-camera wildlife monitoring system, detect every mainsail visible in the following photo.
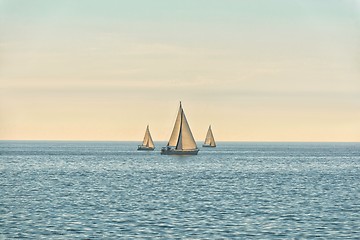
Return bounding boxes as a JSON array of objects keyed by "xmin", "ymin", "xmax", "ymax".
[
  {"xmin": 204, "ymin": 125, "xmax": 216, "ymax": 147},
  {"xmin": 142, "ymin": 125, "xmax": 155, "ymax": 148},
  {"xmin": 167, "ymin": 102, "xmax": 197, "ymax": 150},
  {"xmin": 167, "ymin": 105, "xmax": 182, "ymax": 147}
]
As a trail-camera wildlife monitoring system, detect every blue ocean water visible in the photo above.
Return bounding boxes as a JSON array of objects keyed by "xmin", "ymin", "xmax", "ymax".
[{"xmin": 1, "ymin": 141, "xmax": 359, "ymax": 239}]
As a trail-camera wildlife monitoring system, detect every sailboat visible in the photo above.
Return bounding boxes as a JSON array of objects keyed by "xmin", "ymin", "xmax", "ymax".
[
  {"xmin": 203, "ymin": 125, "xmax": 216, "ymax": 147},
  {"xmin": 161, "ymin": 102, "xmax": 199, "ymax": 155},
  {"xmin": 137, "ymin": 125, "xmax": 155, "ymax": 151}
]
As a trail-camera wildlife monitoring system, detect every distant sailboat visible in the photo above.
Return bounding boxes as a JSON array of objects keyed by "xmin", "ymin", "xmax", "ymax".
[
  {"xmin": 203, "ymin": 125, "xmax": 216, "ymax": 147},
  {"xmin": 161, "ymin": 102, "xmax": 199, "ymax": 155},
  {"xmin": 137, "ymin": 125, "xmax": 155, "ymax": 151}
]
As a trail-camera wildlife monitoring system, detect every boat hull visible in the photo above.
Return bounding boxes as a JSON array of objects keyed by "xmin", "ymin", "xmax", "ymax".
[
  {"xmin": 202, "ymin": 144, "xmax": 216, "ymax": 148},
  {"xmin": 161, "ymin": 147, "xmax": 199, "ymax": 155},
  {"xmin": 137, "ymin": 146, "xmax": 155, "ymax": 151}
]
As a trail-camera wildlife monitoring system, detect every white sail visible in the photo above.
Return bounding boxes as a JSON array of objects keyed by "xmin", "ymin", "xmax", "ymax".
[
  {"xmin": 142, "ymin": 125, "xmax": 155, "ymax": 148},
  {"xmin": 176, "ymin": 111, "xmax": 197, "ymax": 150},
  {"xmin": 167, "ymin": 102, "xmax": 197, "ymax": 150},
  {"xmin": 167, "ymin": 105, "xmax": 182, "ymax": 147},
  {"xmin": 204, "ymin": 125, "xmax": 216, "ymax": 147}
]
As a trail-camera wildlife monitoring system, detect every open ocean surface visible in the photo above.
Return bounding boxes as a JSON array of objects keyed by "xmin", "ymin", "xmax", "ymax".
[{"xmin": 1, "ymin": 141, "xmax": 359, "ymax": 239}]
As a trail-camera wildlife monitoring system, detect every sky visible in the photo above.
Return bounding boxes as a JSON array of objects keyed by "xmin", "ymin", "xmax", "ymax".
[{"xmin": 0, "ymin": 0, "xmax": 359, "ymax": 141}]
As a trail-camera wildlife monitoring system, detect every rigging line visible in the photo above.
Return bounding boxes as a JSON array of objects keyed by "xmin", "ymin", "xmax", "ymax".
[{"xmin": 176, "ymin": 107, "xmax": 183, "ymax": 150}]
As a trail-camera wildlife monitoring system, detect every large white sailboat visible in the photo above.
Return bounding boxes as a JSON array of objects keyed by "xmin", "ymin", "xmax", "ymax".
[
  {"xmin": 203, "ymin": 125, "xmax": 216, "ymax": 147},
  {"xmin": 161, "ymin": 102, "xmax": 199, "ymax": 155},
  {"xmin": 137, "ymin": 125, "xmax": 155, "ymax": 151}
]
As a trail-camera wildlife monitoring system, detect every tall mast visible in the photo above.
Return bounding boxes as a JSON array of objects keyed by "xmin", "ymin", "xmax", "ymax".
[{"xmin": 176, "ymin": 103, "xmax": 183, "ymax": 150}]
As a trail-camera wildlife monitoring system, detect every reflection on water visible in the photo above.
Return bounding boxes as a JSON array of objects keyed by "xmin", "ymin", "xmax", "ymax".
[{"xmin": 1, "ymin": 141, "xmax": 359, "ymax": 238}]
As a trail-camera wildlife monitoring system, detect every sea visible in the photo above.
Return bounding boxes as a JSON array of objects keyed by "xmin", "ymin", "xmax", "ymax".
[{"xmin": 1, "ymin": 141, "xmax": 359, "ymax": 239}]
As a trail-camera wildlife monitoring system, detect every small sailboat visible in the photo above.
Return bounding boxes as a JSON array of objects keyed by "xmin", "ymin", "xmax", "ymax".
[
  {"xmin": 161, "ymin": 102, "xmax": 199, "ymax": 155},
  {"xmin": 137, "ymin": 125, "xmax": 155, "ymax": 151},
  {"xmin": 203, "ymin": 125, "xmax": 216, "ymax": 147}
]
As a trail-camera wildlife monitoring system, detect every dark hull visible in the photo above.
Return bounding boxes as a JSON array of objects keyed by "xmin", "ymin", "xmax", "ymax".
[
  {"xmin": 161, "ymin": 148, "xmax": 199, "ymax": 155},
  {"xmin": 202, "ymin": 144, "xmax": 216, "ymax": 148},
  {"xmin": 137, "ymin": 146, "xmax": 155, "ymax": 151}
]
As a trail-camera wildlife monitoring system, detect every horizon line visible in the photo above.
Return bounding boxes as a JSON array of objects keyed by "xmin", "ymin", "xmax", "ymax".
[{"xmin": 1, "ymin": 139, "xmax": 359, "ymax": 143}]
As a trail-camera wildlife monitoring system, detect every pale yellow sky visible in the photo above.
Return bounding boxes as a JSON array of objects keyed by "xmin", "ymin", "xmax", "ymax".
[{"xmin": 0, "ymin": 0, "xmax": 359, "ymax": 141}]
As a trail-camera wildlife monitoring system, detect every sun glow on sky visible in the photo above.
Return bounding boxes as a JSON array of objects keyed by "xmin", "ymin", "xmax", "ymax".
[{"xmin": 0, "ymin": 0, "xmax": 359, "ymax": 141}]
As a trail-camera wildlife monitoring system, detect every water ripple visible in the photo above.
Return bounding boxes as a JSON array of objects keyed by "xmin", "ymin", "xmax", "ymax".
[{"xmin": 1, "ymin": 141, "xmax": 359, "ymax": 238}]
